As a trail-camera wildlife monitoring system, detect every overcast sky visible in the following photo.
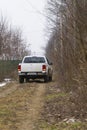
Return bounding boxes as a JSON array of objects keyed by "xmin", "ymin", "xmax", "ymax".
[{"xmin": 0, "ymin": 0, "xmax": 46, "ymax": 54}]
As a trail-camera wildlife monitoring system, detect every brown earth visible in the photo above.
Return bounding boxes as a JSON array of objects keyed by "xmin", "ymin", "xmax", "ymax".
[
  {"xmin": 0, "ymin": 80, "xmax": 87, "ymax": 130},
  {"xmin": 0, "ymin": 80, "xmax": 50, "ymax": 130},
  {"xmin": 18, "ymin": 83, "xmax": 45, "ymax": 130}
]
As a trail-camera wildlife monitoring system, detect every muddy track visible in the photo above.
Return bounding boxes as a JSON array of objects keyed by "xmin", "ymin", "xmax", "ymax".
[
  {"xmin": 0, "ymin": 81, "xmax": 47, "ymax": 130},
  {"xmin": 18, "ymin": 83, "xmax": 46, "ymax": 130},
  {"xmin": 0, "ymin": 82, "xmax": 19, "ymax": 98}
]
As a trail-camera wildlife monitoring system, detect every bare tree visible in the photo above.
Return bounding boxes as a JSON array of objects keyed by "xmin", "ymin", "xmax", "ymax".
[
  {"xmin": 45, "ymin": 0, "xmax": 87, "ymax": 88},
  {"xmin": 0, "ymin": 15, "xmax": 30, "ymax": 60}
]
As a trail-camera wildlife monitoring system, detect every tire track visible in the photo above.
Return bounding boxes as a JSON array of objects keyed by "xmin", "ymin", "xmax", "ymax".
[{"xmin": 18, "ymin": 83, "xmax": 46, "ymax": 130}]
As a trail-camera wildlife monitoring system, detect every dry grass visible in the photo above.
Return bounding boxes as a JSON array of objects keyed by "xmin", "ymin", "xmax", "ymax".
[{"xmin": 0, "ymin": 83, "xmax": 36, "ymax": 130}]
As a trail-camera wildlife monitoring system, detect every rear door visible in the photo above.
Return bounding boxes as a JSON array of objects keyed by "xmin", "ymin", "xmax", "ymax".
[
  {"xmin": 21, "ymin": 63, "xmax": 45, "ymax": 72},
  {"xmin": 21, "ymin": 56, "xmax": 46, "ymax": 72}
]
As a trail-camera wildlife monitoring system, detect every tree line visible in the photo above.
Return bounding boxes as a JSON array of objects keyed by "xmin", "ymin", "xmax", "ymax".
[
  {"xmin": 0, "ymin": 16, "xmax": 30, "ymax": 60},
  {"xmin": 45, "ymin": 0, "xmax": 87, "ymax": 114},
  {"xmin": 46, "ymin": 0, "xmax": 87, "ymax": 90}
]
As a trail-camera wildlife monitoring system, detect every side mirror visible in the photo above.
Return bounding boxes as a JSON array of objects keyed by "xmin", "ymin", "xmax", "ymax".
[{"xmin": 49, "ymin": 62, "xmax": 53, "ymax": 65}]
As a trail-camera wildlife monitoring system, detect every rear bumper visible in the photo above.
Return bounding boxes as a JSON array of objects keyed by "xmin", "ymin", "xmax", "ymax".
[{"xmin": 18, "ymin": 72, "xmax": 47, "ymax": 79}]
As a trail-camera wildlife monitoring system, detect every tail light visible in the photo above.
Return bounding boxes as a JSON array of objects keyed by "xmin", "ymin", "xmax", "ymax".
[
  {"xmin": 18, "ymin": 65, "xmax": 21, "ymax": 71},
  {"xmin": 42, "ymin": 65, "xmax": 46, "ymax": 71}
]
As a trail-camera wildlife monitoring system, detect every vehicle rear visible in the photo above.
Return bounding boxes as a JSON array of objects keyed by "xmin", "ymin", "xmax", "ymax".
[{"xmin": 18, "ymin": 56, "xmax": 49, "ymax": 83}]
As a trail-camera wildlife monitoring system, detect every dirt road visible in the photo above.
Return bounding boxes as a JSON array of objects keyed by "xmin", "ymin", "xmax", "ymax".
[
  {"xmin": 18, "ymin": 83, "xmax": 45, "ymax": 130},
  {"xmin": 0, "ymin": 81, "xmax": 47, "ymax": 130}
]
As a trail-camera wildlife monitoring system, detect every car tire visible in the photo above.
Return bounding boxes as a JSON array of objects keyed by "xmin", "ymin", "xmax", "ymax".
[
  {"xmin": 19, "ymin": 76, "xmax": 24, "ymax": 83},
  {"xmin": 44, "ymin": 76, "xmax": 48, "ymax": 83},
  {"xmin": 49, "ymin": 76, "xmax": 52, "ymax": 81},
  {"xmin": 26, "ymin": 78, "xmax": 29, "ymax": 83}
]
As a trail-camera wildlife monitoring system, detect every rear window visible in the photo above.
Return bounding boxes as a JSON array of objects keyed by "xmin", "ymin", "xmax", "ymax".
[{"xmin": 23, "ymin": 56, "xmax": 45, "ymax": 63}]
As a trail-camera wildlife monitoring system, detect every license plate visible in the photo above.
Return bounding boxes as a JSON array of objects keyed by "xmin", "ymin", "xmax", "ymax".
[{"xmin": 27, "ymin": 73, "xmax": 36, "ymax": 75}]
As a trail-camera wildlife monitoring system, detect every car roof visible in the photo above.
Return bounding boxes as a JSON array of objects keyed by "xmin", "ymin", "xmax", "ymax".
[{"xmin": 24, "ymin": 55, "xmax": 46, "ymax": 58}]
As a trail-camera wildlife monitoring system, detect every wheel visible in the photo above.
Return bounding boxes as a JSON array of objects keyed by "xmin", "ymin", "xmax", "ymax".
[
  {"xmin": 44, "ymin": 76, "xmax": 48, "ymax": 83},
  {"xmin": 19, "ymin": 76, "xmax": 24, "ymax": 83},
  {"xmin": 26, "ymin": 78, "xmax": 29, "ymax": 83},
  {"xmin": 49, "ymin": 76, "xmax": 52, "ymax": 81}
]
